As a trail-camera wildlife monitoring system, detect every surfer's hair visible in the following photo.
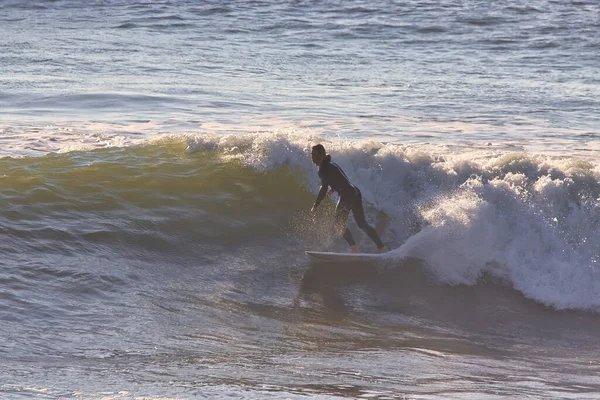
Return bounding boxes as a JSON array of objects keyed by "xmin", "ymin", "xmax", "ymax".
[{"xmin": 311, "ymin": 144, "xmax": 326, "ymax": 157}]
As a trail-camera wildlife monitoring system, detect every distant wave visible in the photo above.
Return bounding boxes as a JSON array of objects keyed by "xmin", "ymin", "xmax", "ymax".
[{"xmin": 115, "ymin": 22, "xmax": 138, "ymax": 29}]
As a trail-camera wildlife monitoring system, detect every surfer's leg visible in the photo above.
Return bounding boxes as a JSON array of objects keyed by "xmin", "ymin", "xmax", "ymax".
[
  {"xmin": 352, "ymin": 189, "xmax": 386, "ymax": 251},
  {"xmin": 335, "ymin": 199, "xmax": 359, "ymax": 252}
]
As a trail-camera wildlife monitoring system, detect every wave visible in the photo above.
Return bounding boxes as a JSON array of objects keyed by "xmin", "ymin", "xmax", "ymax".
[
  {"xmin": 2, "ymin": 133, "xmax": 599, "ymax": 311},
  {"xmin": 1, "ymin": 140, "xmax": 311, "ymax": 261}
]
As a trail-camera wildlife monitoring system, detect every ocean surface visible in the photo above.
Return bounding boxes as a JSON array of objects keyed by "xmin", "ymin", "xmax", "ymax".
[{"xmin": 1, "ymin": 0, "xmax": 600, "ymax": 399}]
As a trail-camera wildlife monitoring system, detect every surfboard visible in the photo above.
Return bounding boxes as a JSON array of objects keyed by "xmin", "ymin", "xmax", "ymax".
[{"xmin": 305, "ymin": 250, "xmax": 384, "ymax": 263}]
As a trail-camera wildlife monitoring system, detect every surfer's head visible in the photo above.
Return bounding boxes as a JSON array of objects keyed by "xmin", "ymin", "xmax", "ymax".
[{"xmin": 310, "ymin": 144, "xmax": 326, "ymax": 166}]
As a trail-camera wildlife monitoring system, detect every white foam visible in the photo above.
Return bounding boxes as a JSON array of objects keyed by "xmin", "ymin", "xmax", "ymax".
[
  {"xmin": 393, "ymin": 170, "xmax": 600, "ymax": 311},
  {"xmin": 0, "ymin": 122, "xmax": 152, "ymax": 157}
]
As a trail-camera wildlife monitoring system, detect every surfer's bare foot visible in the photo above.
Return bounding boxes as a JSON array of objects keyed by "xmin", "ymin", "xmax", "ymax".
[
  {"xmin": 378, "ymin": 246, "xmax": 388, "ymax": 253},
  {"xmin": 350, "ymin": 245, "xmax": 361, "ymax": 253}
]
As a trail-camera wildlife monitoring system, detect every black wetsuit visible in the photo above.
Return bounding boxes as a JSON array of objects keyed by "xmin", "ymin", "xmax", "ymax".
[{"xmin": 313, "ymin": 155, "xmax": 384, "ymax": 249}]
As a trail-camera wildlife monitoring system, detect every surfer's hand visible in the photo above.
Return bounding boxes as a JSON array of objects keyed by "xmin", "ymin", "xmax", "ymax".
[{"xmin": 310, "ymin": 206, "xmax": 317, "ymax": 218}]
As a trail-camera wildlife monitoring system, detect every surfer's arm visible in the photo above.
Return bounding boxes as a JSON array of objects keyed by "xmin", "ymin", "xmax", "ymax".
[{"xmin": 311, "ymin": 184, "xmax": 329, "ymax": 211}]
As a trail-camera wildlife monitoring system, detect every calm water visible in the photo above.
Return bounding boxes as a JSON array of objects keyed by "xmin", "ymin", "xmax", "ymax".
[
  {"xmin": 1, "ymin": 1, "xmax": 600, "ymax": 399},
  {"xmin": 2, "ymin": 0, "xmax": 599, "ymax": 155}
]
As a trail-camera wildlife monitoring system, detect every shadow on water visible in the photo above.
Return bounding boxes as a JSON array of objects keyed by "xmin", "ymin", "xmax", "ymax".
[
  {"xmin": 293, "ymin": 257, "xmax": 600, "ymax": 350},
  {"xmin": 294, "ymin": 260, "xmax": 382, "ymax": 319}
]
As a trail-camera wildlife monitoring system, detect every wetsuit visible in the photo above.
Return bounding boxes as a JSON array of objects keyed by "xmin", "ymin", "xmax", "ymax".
[{"xmin": 313, "ymin": 155, "xmax": 384, "ymax": 249}]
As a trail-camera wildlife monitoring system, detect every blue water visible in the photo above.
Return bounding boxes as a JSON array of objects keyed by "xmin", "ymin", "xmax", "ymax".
[
  {"xmin": 2, "ymin": 0, "xmax": 599, "ymax": 155},
  {"xmin": 1, "ymin": 1, "xmax": 600, "ymax": 399}
]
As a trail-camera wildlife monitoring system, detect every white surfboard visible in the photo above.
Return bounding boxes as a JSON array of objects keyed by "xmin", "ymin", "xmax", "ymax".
[{"xmin": 305, "ymin": 250, "xmax": 384, "ymax": 263}]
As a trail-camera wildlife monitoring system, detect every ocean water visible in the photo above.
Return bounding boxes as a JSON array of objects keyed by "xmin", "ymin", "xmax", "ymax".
[{"xmin": 1, "ymin": 0, "xmax": 600, "ymax": 399}]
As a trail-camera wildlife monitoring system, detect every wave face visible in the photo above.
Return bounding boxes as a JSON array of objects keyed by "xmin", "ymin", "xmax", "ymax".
[
  {"xmin": 1, "ymin": 139, "xmax": 311, "ymax": 261},
  {"xmin": 2, "ymin": 134, "xmax": 599, "ymax": 311}
]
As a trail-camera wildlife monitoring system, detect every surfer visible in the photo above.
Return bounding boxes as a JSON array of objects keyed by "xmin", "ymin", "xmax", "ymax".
[{"xmin": 310, "ymin": 144, "xmax": 388, "ymax": 254}]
